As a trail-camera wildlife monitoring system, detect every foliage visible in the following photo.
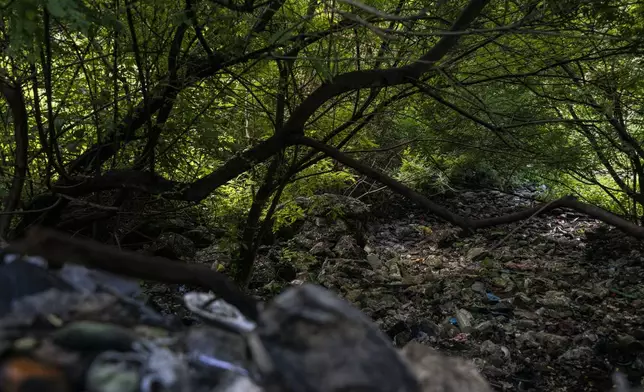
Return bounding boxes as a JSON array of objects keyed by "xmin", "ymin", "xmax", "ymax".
[
  {"xmin": 272, "ymin": 160, "xmax": 355, "ymax": 231},
  {"xmin": 2, "ymin": 0, "xmax": 644, "ymax": 266},
  {"xmin": 273, "ymin": 202, "xmax": 306, "ymax": 233},
  {"xmin": 1, "ymin": 0, "xmax": 121, "ymax": 58},
  {"xmin": 447, "ymin": 158, "xmax": 502, "ymax": 190},
  {"xmin": 394, "ymin": 148, "xmax": 450, "ymax": 194},
  {"xmin": 279, "ymin": 248, "xmax": 316, "ymax": 268}
]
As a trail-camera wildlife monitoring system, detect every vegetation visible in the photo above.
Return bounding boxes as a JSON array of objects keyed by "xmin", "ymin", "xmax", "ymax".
[{"xmin": 2, "ymin": 0, "xmax": 644, "ymax": 283}]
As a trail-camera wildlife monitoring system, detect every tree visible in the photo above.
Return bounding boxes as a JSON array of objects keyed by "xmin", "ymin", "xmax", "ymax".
[{"xmin": 2, "ymin": 0, "xmax": 644, "ymax": 285}]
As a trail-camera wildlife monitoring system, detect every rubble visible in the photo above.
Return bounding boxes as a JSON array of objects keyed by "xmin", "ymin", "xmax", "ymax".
[
  {"xmin": 0, "ymin": 247, "xmax": 496, "ymax": 392},
  {"xmin": 249, "ymin": 190, "xmax": 644, "ymax": 390}
]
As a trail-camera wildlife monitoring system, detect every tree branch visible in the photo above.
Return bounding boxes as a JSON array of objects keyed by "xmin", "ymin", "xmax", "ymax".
[
  {"xmin": 282, "ymin": 0, "xmax": 490, "ymax": 134},
  {"xmin": 10, "ymin": 227, "xmax": 259, "ymax": 320},
  {"xmin": 0, "ymin": 78, "xmax": 29, "ymax": 240}
]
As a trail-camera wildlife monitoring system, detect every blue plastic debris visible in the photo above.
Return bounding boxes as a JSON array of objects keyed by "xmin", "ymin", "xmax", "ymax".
[{"xmin": 486, "ymin": 292, "xmax": 500, "ymax": 303}]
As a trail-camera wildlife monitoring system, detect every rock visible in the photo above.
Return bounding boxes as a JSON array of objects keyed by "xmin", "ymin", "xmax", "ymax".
[
  {"xmin": 573, "ymin": 331, "xmax": 599, "ymax": 346},
  {"xmin": 592, "ymin": 285, "xmax": 610, "ymax": 298},
  {"xmin": 514, "ymin": 292, "xmax": 533, "ymax": 307},
  {"xmin": 479, "ymin": 340, "xmax": 509, "ymax": 367},
  {"xmin": 395, "ymin": 225, "xmax": 419, "ymax": 239},
  {"xmin": 413, "ymin": 320, "xmax": 440, "ymax": 340},
  {"xmin": 309, "ymin": 242, "xmax": 333, "ymax": 257},
  {"xmin": 333, "ymin": 235, "xmax": 363, "ymax": 258},
  {"xmin": 471, "ymin": 281, "xmax": 486, "ymax": 294},
  {"xmin": 515, "ymin": 309, "xmax": 540, "ymax": 320},
  {"xmin": 516, "ymin": 319, "xmax": 537, "ymax": 329},
  {"xmin": 293, "ymin": 234, "xmax": 316, "ymax": 250},
  {"xmin": 491, "ymin": 275, "xmax": 512, "ymax": 290},
  {"xmin": 366, "ymin": 254, "xmax": 383, "ymax": 270},
  {"xmin": 490, "ymin": 301, "xmax": 514, "ymax": 313},
  {"xmin": 425, "ymin": 255, "xmax": 444, "ymax": 269},
  {"xmin": 317, "ymin": 258, "xmax": 375, "ymax": 287},
  {"xmin": 516, "ymin": 331, "xmax": 540, "ymax": 349}
]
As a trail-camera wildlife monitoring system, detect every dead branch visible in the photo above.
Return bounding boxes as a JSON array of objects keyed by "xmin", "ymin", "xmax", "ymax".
[
  {"xmin": 292, "ymin": 135, "xmax": 473, "ymax": 229},
  {"xmin": 8, "ymin": 226, "xmax": 259, "ymax": 320},
  {"xmin": 293, "ymin": 135, "xmax": 644, "ymax": 240}
]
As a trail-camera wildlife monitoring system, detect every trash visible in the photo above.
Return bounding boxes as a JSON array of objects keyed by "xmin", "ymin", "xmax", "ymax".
[
  {"xmin": 485, "ymin": 292, "xmax": 500, "ymax": 303},
  {"xmin": 400, "ymin": 342, "xmax": 492, "ymax": 392},
  {"xmin": 0, "ymin": 356, "xmax": 69, "ymax": 392},
  {"xmin": 183, "ymin": 292, "xmax": 256, "ymax": 333},
  {"xmin": 0, "ymin": 249, "xmax": 497, "ymax": 392},
  {"xmin": 257, "ymin": 284, "xmax": 420, "ymax": 392},
  {"xmin": 86, "ymin": 352, "xmax": 141, "ymax": 392},
  {"xmin": 455, "ymin": 309, "xmax": 474, "ymax": 333},
  {"xmin": 52, "ymin": 321, "xmax": 137, "ymax": 352},
  {"xmin": 138, "ymin": 343, "xmax": 188, "ymax": 392},
  {"xmin": 467, "ymin": 247, "xmax": 486, "ymax": 261}
]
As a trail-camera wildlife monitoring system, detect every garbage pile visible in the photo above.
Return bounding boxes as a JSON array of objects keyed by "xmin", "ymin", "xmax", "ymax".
[
  {"xmin": 0, "ymin": 228, "xmax": 496, "ymax": 392},
  {"xmin": 0, "ymin": 227, "xmax": 634, "ymax": 392}
]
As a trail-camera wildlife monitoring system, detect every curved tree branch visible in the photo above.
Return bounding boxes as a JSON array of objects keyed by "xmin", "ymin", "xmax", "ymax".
[
  {"xmin": 282, "ymin": 0, "xmax": 490, "ymax": 134},
  {"xmin": 291, "ymin": 134, "xmax": 473, "ymax": 228}
]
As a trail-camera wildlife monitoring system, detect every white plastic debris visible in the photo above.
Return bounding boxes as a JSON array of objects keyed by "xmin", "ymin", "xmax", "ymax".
[{"xmin": 184, "ymin": 292, "xmax": 256, "ymax": 333}]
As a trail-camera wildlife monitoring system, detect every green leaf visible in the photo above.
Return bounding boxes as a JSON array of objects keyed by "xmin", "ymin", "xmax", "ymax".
[
  {"xmin": 267, "ymin": 29, "xmax": 293, "ymax": 45},
  {"xmin": 311, "ymin": 59, "xmax": 333, "ymax": 82},
  {"xmin": 47, "ymin": 0, "xmax": 68, "ymax": 18}
]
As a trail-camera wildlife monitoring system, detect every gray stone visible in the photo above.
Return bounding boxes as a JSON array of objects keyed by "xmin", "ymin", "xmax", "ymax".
[
  {"xmin": 366, "ymin": 254, "xmax": 383, "ymax": 270},
  {"xmin": 333, "ymin": 235, "xmax": 363, "ymax": 258},
  {"xmin": 309, "ymin": 242, "xmax": 333, "ymax": 257},
  {"xmin": 471, "ymin": 281, "xmax": 486, "ymax": 294}
]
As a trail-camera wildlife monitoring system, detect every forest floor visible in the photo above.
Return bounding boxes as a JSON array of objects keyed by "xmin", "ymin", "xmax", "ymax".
[{"xmin": 245, "ymin": 188, "xmax": 644, "ymax": 391}]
